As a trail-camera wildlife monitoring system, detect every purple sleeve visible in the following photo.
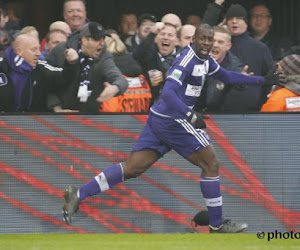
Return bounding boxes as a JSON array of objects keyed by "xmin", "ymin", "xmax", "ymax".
[
  {"xmin": 213, "ymin": 66, "xmax": 264, "ymax": 85},
  {"xmin": 160, "ymin": 80, "xmax": 190, "ymax": 115}
]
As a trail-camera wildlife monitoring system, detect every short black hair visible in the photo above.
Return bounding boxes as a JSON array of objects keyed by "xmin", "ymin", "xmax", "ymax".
[{"xmin": 195, "ymin": 23, "xmax": 214, "ymax": 37}]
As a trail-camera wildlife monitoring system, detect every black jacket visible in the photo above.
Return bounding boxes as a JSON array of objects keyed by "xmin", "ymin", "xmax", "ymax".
[
  {"xmin": 113, "ymin": 53, "xmax": 142, "ymax": 77},
  {"xmin": 195, "ymin": 51, "xmax": 244, "ymax": 112},
  {"xmin": 251, "ymin": 30, "xmax": 295, "ymax": 60},
  {"xmin": 226, "ymin": 32, "xmax": 274, "ymax": 111},
  {"xmin": 202, "ymin": 2, "xmax": 225, "ymax": 26},
  {"xmin": 125, "ymin": 34, "xmax": 140, "ymax": 56},
  {"xmin": 47, "ymin": 31, "xmax": 128, "ymax": 113},
  {"xmin": 0, "ymin": 57, "xmax": 76, "ymax": 112}
]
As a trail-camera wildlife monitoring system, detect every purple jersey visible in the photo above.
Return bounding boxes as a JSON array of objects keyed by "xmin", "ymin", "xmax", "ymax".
[
  {"xmin": 151, "ymin": 44, "xmax": 220, "ymax": 118},
  {"xmin": 151, "ymin": 44, "xmax": 264, "ymax": 118},
  {"xmin": 132, "ymin": 44, "xmax": 264, "ymax": 158}
]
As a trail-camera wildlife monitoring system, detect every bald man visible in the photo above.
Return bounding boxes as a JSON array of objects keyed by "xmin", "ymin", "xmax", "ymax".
[
  {"xmin": 49, "ymin": 21, "xmax": 71, "ymax": 36},
  {"xmin": 40, "ymin": 21, "xmax": 71, "ymax": 54},
  {"xmin": 178, "ymin": 24, "xmax": 196, "ymax": 47},
  {"xmin": 161, "ymin": 13, "xmax": 182, "ymax": 30},
  {"xmin": 134, "ymin": 13, "xmax": 182, "ymax": 49},
  {"xmin": 0, "ymin": 34, "xmax": 78, "ymax": 112}
]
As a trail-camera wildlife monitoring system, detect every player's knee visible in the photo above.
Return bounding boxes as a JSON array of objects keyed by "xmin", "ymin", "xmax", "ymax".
[
  {"xmin": 125, "ymin": 169, "xmax": 142, "ymax": 179},
  {"xmin": 206, "ymin": 159, "xmax": 220, "ymax": 176},
  {"xmin": 122, "ymin": 162, "xmax": 143, "ymax": 179}
]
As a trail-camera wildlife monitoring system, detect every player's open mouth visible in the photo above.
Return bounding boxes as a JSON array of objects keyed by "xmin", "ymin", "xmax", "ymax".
[{"xmin": 201, "ymin": 48, "xmax": 209, "ymax": 54}]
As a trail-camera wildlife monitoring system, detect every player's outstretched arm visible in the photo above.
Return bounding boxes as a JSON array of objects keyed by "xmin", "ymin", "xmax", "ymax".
[{"xmin": 214, "ymin": 66, "xmax": 264, "ymax": 85}]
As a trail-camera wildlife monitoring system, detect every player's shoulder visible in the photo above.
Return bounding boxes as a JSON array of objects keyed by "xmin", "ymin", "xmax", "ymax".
[{"xmin": 176, "ymin": 45, "xmax": 196, "ymax": 68}]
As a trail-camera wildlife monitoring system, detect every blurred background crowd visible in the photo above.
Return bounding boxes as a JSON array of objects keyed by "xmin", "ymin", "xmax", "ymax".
[{"xmin": 0, "ymin": 0, "xmax": 300, "ymax": 113}]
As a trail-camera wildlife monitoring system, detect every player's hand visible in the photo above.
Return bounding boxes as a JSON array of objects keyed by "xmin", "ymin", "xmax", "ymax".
[
  {"xmin": 264, "ymin": 67, "xmax": 282, "ymax": 86},
  {"xmin": 186, "ymin": 110, "xmax": 207, "ymax": 129},
  {"xmin": 65, "ymin": 48, "xmax": 79, "ymax": 64},
  {"xmin": 97, "ymin": 82, "xmax": 119, "ymax": 103}
]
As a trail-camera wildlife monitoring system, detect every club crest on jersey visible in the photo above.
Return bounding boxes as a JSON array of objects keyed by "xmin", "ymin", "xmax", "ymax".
[
  {"xmin": 0, "ymin": 73, "xmax": 7, "ymax": 86},
  {"xmin": 192, "ymin": 61, "xmax": 209, "ymax": 76},
  {"xmin": 171, "ymin": 69, "xmax": 182, "ymax": 80}
]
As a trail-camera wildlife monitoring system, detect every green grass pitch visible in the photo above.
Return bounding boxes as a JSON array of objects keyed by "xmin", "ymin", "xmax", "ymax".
[{"xmin": 0, "ymin": 233, "xmax": 297, "ymax": 250}]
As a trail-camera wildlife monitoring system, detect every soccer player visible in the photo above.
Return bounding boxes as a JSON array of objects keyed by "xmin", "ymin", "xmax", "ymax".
[{"xmin": 62, "ymin": 24, "xmax": 279, "ymax": 233}]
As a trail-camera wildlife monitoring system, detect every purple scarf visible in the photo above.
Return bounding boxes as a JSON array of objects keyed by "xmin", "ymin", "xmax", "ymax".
[{"xmin": 5, "ymin": 46, "xmax": 33, "ymax": 111}]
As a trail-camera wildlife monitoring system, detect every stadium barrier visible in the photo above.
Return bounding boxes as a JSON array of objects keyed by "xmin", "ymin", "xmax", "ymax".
[{"xmin": 0, "ymin": 114, "xmax": 299, "ymax": 234}]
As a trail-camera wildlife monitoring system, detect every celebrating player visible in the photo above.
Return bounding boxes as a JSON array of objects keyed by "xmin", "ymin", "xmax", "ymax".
[{"xmin": 62, "ymin": 23, "xmax": 279, "ymax": 233}]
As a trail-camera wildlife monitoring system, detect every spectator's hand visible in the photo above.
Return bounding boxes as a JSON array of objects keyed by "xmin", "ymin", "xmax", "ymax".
[
  {"xmin": 215, "ymin": 0, "xmax": 225, "ymax": 5},
  {"xmin": 97, "ymin": 82, "xmax": 119, "ymax": 103},
  {"xmin": 241, "ymin": 65, "xmax": 254, "ymax": 76},
  {"xmin": 65, "ymin": 48, "xmax": 79, "ymax": 64},
  {"xmin": 53, "ymin": 106, "xmax": 79, "ymax": 113},
  {"xmin": 186, "ymin": 110, "xmax": 207, "ymax": 129},
  {"xmin": 150, "ymin": 70, "xmax": 164, "ymax": 85},
  {"xmin": 152, "ymin": 22, "xmax": 165, "ymax": 34}
]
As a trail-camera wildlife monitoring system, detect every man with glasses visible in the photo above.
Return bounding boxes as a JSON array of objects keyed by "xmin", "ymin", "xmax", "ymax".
[{"xmin": 250, "ymin": 3, "xmax": 294, "ymax": 60}]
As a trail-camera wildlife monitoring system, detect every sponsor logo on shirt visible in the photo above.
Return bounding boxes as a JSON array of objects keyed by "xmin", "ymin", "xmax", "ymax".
[
  {"xmin": 0, "ymin": 73, "xmax": 7, "ymax": 86},
  {"xmin": 192, "ymin": 61, "xmax": 209, "ymax": 76},
  {"xmin": 185, "ymin": 84, "xmax": 202, "ymax": 97},
  {"xmin": 171, "ymin": 69, "xmax": 182, "ymax": 80}
]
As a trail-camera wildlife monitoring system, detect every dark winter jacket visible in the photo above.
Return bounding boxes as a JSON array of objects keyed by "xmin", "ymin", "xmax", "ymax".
[
  {"xmin": 0, "ymin": 52, "xmax": 76, "ymax": 113},
  {"xmin": 251, "ymin": 30, "xmax": 295, "ymax": 61},
  {"xmin": 195, "ymin": 51, "xmax": 244, "ymax": 112},
  {"xmin": 225, "ymin": 32, "xmax": 274, "ymax": 112},
  {"xmin": 46, "ymin": 31, "xmax": 128, "ymax": 113},
  {"xmin": 113, "ymin": 53, "xmax": 142, "ymax": 77},
  {"xmin": 202, "ymin": 2, "xmax": 225, "ymax": 26}
]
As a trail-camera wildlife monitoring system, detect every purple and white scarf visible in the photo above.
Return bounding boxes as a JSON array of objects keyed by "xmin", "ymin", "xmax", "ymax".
[{"xmin": 5, "ymin": 46, "xmax": 33, "ymax": 111}]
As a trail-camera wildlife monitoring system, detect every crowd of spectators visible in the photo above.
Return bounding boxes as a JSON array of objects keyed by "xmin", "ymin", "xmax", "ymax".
[{"xmin": 0, "ymin": 0, "xmax": 299, "ymax": 114}]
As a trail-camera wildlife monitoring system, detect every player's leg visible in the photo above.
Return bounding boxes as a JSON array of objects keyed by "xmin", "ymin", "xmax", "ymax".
[
  {"xmin": 187, "ymin": 145, "xmax": 223, "ymax": 228},
  {"xmin": 79, "ymin": 150, "xmax": 159, "ymax": 201},
  {"xmin": 122, "ymin": 150, "xmax": 160, "ymax": 179},
  {"xmin": 63, "ymin": 114, "xmax": 165, "ymax": 225},
  {"xmin": 187, "ymin": 145, "xmax": 248, "ymax": 233},
  {"xmin": 63, "ymin": 150, "xmax": 159, "ymax": 225},
  {"xmin": 167, "ymin": 118, "xmax": 247, "ymax": 233}
]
